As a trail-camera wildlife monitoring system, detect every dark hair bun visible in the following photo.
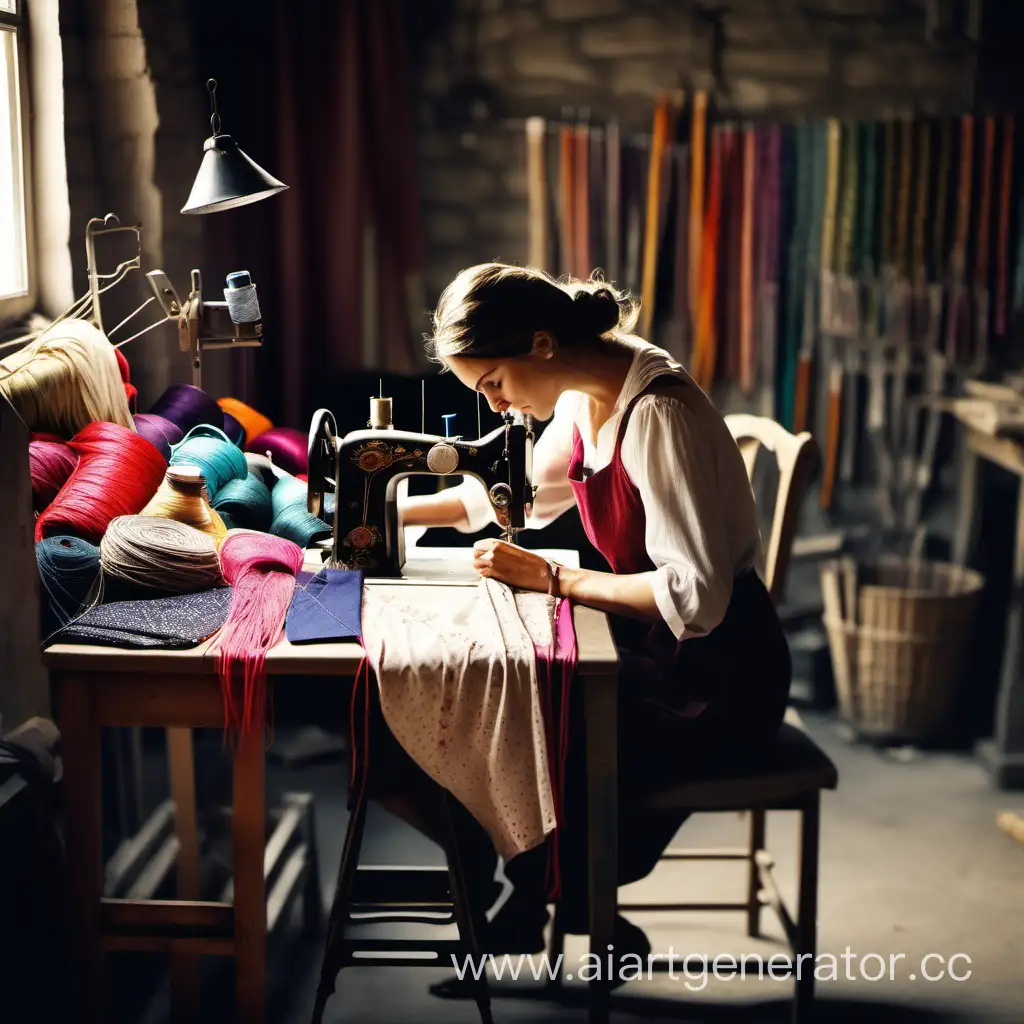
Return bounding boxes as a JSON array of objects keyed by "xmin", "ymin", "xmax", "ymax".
[{"xmin": 573, "ymin": 286, "xmax": 620, "ymax": 336}]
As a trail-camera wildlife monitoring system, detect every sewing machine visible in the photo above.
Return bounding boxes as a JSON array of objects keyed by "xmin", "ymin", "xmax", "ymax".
[{"xmin": 306, "ymin": 402, "xmax": 535, "ymax": 576}]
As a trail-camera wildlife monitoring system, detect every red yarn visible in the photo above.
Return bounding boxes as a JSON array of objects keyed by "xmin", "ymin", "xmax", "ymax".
[
  {"xmin": 34, "ymin": 422, "xmax": 166, "ymax": 543},
  {"xmin": 114, "ymin": 347, "xmax": 137, "ymax": 413},
  {"xmin": 29, "ymin": 440, "xmax": 79, "ymax": 512},
  {"xmin": 215, "ymin": 532, "xmax": 304, "ymax": 738}
]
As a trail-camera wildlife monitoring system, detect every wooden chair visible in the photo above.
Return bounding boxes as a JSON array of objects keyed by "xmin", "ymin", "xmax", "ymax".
[{"xmin": 549, "ymin": 414, "xmax": 836, "ymax": 1024}]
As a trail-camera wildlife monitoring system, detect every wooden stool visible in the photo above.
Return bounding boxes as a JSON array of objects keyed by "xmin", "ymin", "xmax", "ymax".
[{"xmin": 310, "ymin": 779, "xmax": 493, "ymax": 1024}]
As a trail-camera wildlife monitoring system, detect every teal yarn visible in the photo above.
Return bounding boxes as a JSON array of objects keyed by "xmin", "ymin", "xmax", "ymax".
[
  {"xmin": 169, "ymin": 424, "xmax": 247, "ymax": 501},
  {"xmin": 270, "ymin": 474, "xmax": 330, "ymax": 547},
  {"xmin": 36, "ymin": 535, "xmax": 101, "ymax": 636},
  {"xmin": 212, "ymin": 473, "xmax": 273, "ymax": 532}
]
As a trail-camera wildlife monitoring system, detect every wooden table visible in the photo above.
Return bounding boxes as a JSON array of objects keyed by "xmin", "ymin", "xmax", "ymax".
[
  {"xmin": 953, "ymin": 424, "xmax": 1024, "ymax": 787},
  {"xmin": 44, "ymin": 573, "xmax": 620, "ymax": 1023}
]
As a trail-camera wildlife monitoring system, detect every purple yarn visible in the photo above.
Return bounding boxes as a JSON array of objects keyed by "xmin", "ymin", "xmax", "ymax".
[
  {"xmin": 148, "ymin": 384, "xmax": 221, "ymax": 435},
  {"xmin": 134, "ymin": 414, "xmax": 184, "ymax": 462},
  {"xmin": 222, "ymin": 410, "xmax": 246, "ymax": 447}
]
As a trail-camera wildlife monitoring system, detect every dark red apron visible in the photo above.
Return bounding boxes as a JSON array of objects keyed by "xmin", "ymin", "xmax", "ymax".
[{"xmin": 566, "ymin": 377, "xmax": 791, "ymax": 732}]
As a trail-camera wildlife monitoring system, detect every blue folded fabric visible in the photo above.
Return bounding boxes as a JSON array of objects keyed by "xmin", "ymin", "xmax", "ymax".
[{"xmin": 285, "ymin": 568, "xmax": 364, "ymax": 644}]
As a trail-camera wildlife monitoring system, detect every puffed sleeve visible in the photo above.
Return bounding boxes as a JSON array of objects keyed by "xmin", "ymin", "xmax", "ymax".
[
  {"xmin": 620, "ymin": 395, "xmax": 735, "ymax": 640},
  {"xmin": 450, "ymin": 392, "xmax": 580, "ymax": 534}
]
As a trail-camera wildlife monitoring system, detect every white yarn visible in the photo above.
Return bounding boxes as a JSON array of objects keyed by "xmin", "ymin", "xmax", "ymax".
[{"xmin": 0, "ymin": 317, "xmax": 135, "ymax": 436}]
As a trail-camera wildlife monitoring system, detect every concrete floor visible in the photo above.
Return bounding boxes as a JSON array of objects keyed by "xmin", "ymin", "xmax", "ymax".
[{"xmin": 197, "ymin": 708, "xmax": 1023, "ymax": 1024}]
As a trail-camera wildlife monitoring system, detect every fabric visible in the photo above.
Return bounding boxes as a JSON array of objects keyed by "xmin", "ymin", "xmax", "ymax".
[
  {"xmin": 285, "ymin": 568, "xmax": 364, "ymax": 644},
  {"xmin": 360, "ymin": 581, "xmax": 573, "ymax": 860},
  {"xmin": 451, "ymin": 339, "xmax": 761, "ymax": 640},
  {"xmin": 48, "ymin": 587, "xmax": 233, "ymax": 649}
]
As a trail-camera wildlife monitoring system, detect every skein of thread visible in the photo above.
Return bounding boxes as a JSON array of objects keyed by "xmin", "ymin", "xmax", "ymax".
[
  {"xmin": 212, "ymin": 473, "xmax": 273, "ymax": 531},
  {"xmin": 134, "ymin": 414, "xmax": 184, "ymax": 461},
  {"xmin": 218, "ymin": 397, "xmax": 273, "ymax": 447},
  {"xmin": 35, "ymin": 422, "xmax": 166, "ymax": 543},
  {"xmin": 222, "ymin": 410, "xmax": 246, "ymax": 447},
  {"xmin": 270, "ymin": 474, "xmax": 331, "ymax": 547},
  {"xmin": 29, "ymin": 439, "xmax": 79, "ymax": 512},
  {"xmin": 100, "ymin": 515, "xmax": 224, "ymax": 596},
  {"xmin": 150, "ymin": 383, "xmax": 222, "ymax": 435},
  {"xmin": 36, "ymin": 535, "xmax": 101, "ymax": 635},
  {"xmin": 246, "ymin": 427, "xmax": 308, "ymax": 475},
  {"xmin": 214, "ymin": 532, "xmax": 303, "ymax": 737},
  {"xmin": 114, "ymin": 347, "xmax": 137, "ymax": 413},
  {"xmin": 169, "ymin": 424, "xmax": 248, "ymax": 501},
  {"xmin": 0, "ymin": 318, "xmax": 135, "ymax": 436},
  {"xmin": 142, "ymin": 466, "xmax": 229, "ymax": 544}
]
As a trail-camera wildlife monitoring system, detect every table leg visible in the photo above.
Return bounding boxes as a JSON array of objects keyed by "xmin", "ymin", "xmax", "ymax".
[
  {"xmin": 233, "ymin": 730, "xmax": 267, "ymax": 1024},
  {"xmin": 952, "ymin": 440, "xmax": 980, "ymax": 566},
  {"xmin": 58, "ymin": 674, "xmax": 104, "ymax": 1024},
  {"xmin": 584, "ymin": 671, "xmax": 617, "ymax": 1024},
  {"xmin": 167, "ymin": 728, "xmax": 201, "ymax": 1020}
]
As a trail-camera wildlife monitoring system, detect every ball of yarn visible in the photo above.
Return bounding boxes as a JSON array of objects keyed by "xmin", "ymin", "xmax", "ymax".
[
  {"xmin": 169, "ymin": 424, "xmax": 248, "ymax": 502},
  {"xmin": 100, "ymin": 515, "xmax": 224, "ymax": 596},
  {"xmin": 218, "ymin": 397, "xmax": 273, "ymax": 447},
  {"xmin": 0, "ymin": 318, "xmax": 135, "ymax": 437},
  {"xmin": 36, "ymin": 535, "xmax": 101, "ymax": 635},
  {"xmin": 270, "ymin": 474, "xmax": 331, "ymax": 547},
  {"xmin": 212, "ymin": 473, "xmax": 273, "ymax": 532},
  {"xmin": 222, "ymin": 410, "xmax": 246, "ymax": 447},
  {"xmin": 134, "ymin": 414, "xmax": 184, "ymax": 461},
  {"xmin": 246, "ymin": 427, "xmax": 308, "ymax": 475},
  {"xmin": 35, "ymin": 422, "xmax": 167, "ymax": 543},
  {"xmin": 29, "ymin": 439, "xmax": 79, "ymax": 512},
  {"xmin": 150, "ymin": 383, "xmax": 222, "ymax": 435},
  {"xmin": 141, "ymin": 466, "xmax": 229, "ymax": 544}
]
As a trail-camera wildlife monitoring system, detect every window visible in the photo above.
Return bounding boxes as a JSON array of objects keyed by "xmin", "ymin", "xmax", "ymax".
[{"xmin": 0, "ymin": 0, "xmax": 31, "ymax": 321}]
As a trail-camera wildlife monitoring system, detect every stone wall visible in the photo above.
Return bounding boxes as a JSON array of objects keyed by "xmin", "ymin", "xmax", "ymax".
[
  {"xmin": 58, "ymin": 0, "xmax": 205, "ymax": 407},
  {"xmin": 410, "ymin": 0, "xmax": 979, "ymax": 301}
]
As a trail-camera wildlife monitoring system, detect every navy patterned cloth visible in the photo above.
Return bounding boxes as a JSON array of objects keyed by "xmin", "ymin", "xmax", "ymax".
[{"xmin": 48, "ymin": 587, "xmax": 234, "ymax": 649}]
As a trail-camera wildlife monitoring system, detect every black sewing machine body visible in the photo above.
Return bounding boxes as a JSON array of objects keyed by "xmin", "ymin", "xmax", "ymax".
[{"xmin": 306, "ymin": 409, "xmax": 534, "ymax": 575}]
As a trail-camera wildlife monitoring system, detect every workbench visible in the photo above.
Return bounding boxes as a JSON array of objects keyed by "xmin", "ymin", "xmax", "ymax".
[
  {"xmin": 953, "ymin": 423, "xmax": 1024, "ymax": 787},
  {"xmin": 43, "ymin": 553, "xmax": 621, "ymax": 1024}
]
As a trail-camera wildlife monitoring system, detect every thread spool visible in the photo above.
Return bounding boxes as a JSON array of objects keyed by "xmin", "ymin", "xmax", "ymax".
[
  {"xmin": 169, "ymin": 424, "xmax": 248, "ymax": 501},
  {"xmin": 36, "ymin": 535, "xmax": 101, "ymax": 635},
  {"xmin": 150, "ymin": 383, "xmax": 222, "ymax": 435},
  {"xmin": 29, "ymin": 439, "xmax": 79, "ymax": 512},
  {"xmin": 211, "ymin": 473, "xmax": 273, "ymax": 532},
  {"xmin": 134, "ymin": 413, "xmax": 184, "ymax": 462},
  {"xmin": 0, "ymin": 318, "xmax": 135, "ymax": 436},
  {"xmin": 100, "ymin": 515, "xmax": 224, "ymax": 597},
  {"xmin": 246, "ymin": 427, "xmax": 308, "ymax": 475},
  {"xmin": 141, "ymin": 466, "xmax": 229, "ymax": 544},
  {"xmin": 35, "ymin": 422, "xmax": 167, "ymax": 543},
  {"xmin": 217, "ymin": 397, "xmax": 273, "ymax": 447},
  {"xmin": 221, "ymin": 410, "xmax": 246, "ymax": 447},
  {"xmin": 369, "ymin": 397, "xmax": 393, "ymax": 430},
  {"xmin": 224, "ymin": 271, "xmax": 262, "ymax": 325},
  {"xmin": 270, "ymin": 474, "xmax": 331, "ymax": 547}
]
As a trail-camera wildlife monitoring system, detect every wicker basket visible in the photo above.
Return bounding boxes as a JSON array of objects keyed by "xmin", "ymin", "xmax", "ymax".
[{"xmin": 820, "ymin": 556, "xmax": 984, "ymax": 741}]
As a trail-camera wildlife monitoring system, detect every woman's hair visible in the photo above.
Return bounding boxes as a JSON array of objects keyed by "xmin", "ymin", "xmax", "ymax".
[{"xmin": 426, "ymin": 263, "xmax": 640, "ymax": 364}]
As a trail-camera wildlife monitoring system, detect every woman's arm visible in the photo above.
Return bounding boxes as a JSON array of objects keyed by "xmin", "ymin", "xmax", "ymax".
[{"xmin": 401, "ymin": 394, "xmax": 580, "ymax": 531}]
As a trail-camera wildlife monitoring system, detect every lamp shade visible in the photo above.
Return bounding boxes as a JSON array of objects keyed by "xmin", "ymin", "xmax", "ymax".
[{"xmin": 181, "ymin": 134, "xmax": 288, "ymax": 215}]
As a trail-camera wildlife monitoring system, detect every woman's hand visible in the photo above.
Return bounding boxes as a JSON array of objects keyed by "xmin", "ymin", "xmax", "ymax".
[{"xmin": 473, "ymin": 538, "xmax": 550, "ymax": 592}]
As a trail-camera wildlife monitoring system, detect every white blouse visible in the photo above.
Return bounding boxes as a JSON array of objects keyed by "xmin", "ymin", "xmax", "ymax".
[{"xmin": 451, "ymin": 340, "xmax": 763, "ymax": 641}]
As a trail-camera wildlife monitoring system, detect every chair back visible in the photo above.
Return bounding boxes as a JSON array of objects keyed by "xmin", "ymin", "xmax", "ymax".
[{"xmin": 725, "ymin": 414, "xmax": 820, "ymax": 606}]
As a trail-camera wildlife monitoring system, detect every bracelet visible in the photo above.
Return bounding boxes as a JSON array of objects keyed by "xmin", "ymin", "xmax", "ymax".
[{"xmin": 546, "ymin": 560, "xmax": 561, "ymax": 597}]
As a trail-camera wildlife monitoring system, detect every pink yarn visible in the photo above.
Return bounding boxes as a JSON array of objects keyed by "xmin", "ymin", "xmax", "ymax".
[
  {"xmin": 246, "ymin": 427, "xmax": 308, "ymax": 475},
  {"xmin": 29, "ymin": 439, "xmax": 79, "ymax": 512},
  {"xmin": 215, "ymin": 532, "xmax": 304, "ymax": 737}
]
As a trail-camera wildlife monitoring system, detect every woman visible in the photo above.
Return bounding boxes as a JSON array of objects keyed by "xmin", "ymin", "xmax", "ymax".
[{"xmin": 400, "ymin": 262, "xmax": 791, "ymax": 965}]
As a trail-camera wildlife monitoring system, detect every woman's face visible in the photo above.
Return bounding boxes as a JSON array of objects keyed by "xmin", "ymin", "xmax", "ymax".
[{"xmin": 445, "ymin": 335, "xmax": 561, "ymax": 422}]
